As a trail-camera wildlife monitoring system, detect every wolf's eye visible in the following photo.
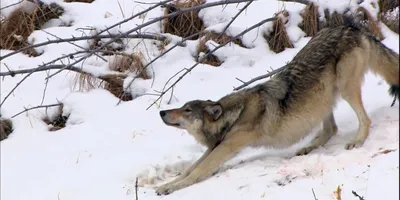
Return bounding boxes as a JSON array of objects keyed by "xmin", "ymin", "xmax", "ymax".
[{"xmin": 184, "ymin": 108, "xmax": 192, "ymax": 112}]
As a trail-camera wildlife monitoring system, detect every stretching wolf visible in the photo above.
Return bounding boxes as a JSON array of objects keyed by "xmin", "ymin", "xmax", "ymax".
[{"xmin": 156, "ymin": 20, "xmax": 399, "ymax": 195}]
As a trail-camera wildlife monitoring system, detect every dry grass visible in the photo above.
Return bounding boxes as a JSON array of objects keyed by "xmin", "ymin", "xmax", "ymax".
[
  {"xmin": 300, "ymin": 3, "xmax": 320, "ymax": 37},
  {"xmin": 196, "ymin": 31, "xmax": 246, "ymax": 66},
  {"xmin": 378, "ymin": 0, "xmax": 399, "ymax": 34},
  {"xmin": 264, "ymin": 11, "xmax": 294, "ymax": 53},
  {"xmin": 334, "ymin": 185, "xmax": 342, "ymax": 200},
  {"xmin": 0, "ymin": 2, "xmax": 64, "ymax": 56},
  {"xmin": 299, "ymin": 2, "xmax": 387, "ymax": 39},
  {"xmin": 42, "ymin": 104, "xmax": 69, "ymax": 132},
  {"xmin": 0, "ymin": 118, "xmax": 13, "ymax": 141},
  {"xmin": 73, "ymin": 53, "xmax": 149, "ymax": 101},
  {"xmin": 105, "ymin": 53, "xmax": 149, "ymax": 101},
  {"xmin": 64, "ymin": 0, "xmax": 95, "ymax": 3},
  {"xmin": 163, "ymin": 0, "xmax": 206, "ymax": 39}
]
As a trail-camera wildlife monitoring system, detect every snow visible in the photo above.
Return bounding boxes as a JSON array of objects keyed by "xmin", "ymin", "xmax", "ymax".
[{"xmin": 1, "ymin": 0, "xmax": 399, "ymax": 200}]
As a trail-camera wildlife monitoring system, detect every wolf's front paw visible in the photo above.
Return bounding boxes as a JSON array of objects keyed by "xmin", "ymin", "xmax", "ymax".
[
  {"xmin": 155, "ymin": 183, "xmax": 180, "ymax": 196},
  {"xmin": 296, "ymin": 146, "xmax": 316, "ymax": 156},
  {"xmin": 345, "ymin": 140, "xmax": 364, "ymax": 150}
]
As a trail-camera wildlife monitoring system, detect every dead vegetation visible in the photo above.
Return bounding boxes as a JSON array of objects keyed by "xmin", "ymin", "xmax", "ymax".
[
  {"xmin": 264, "ymin": 11, "xmax": 294, "ymax": 53},
  {"xmin": 0, "ymin": 2, "xmax": 64, "ymax": 56},
  {"xmin": 378, "ymin": 0, "xmax": 399, "ymax": 33},
  {"xmin": 0, "ymin": 118, "xmax": 14, "ymax": 141},
  {"xmin": 196, "ymin": 31, "xmax": 246, "ymax": 66},
  {"xmin": 42, "ymin": 104, "xmax": 69, "ymax": 131},
  {"xmin": 300, "ymin": 3, "xmax": 320, "ymax": 37},
  {"xmin": 73, "ymin": 53, "xmax": 150, "ymax": 101},
  {"xmin": 299, "ymin": 2, "xmax": 386, "ymax": 39},
  {"xmin": 334, "ymin": 185, "xmax": 342, "ymax": 200},
  {"xmin": 163, "ymin": 0, "xmax": 206, "ymax": 39}
]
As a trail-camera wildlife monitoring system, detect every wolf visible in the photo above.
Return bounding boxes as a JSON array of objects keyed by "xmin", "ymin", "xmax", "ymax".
[{"xmin": 155, "ymin": 20, "xmax": 399, "ymax": 195}]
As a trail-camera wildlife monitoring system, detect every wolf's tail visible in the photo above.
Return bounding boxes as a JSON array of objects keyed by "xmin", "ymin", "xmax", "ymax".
[{"xmin": 366, "ymin": 35, "xmax": 399, "ymax": 106}]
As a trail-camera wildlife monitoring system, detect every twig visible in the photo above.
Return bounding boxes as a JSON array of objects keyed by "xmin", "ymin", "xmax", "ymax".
[
  {"xmin": 312, "ymin": 188, "xmax": 318, "ymax": 200},
  {"xmin": 11, "ymin": 103, "xmax": 61, "ymax": 118},
  {"xmin": 146, "ymin": 16, "xmax": 277, "ymax": 110},
  {"xmin": 135, "ymin": 177, "xmax": 139, "ymax": 200},
  {"xmin": 40, "ymin": 70, "xmax": 50, "ymax": 105},
  {"xmin": 351, "ymin": 190, "xmax": 365, "ymax": 200},
  {"xmin": 233, "ymin": 65, "xmax": 287, "ymax": 91}
]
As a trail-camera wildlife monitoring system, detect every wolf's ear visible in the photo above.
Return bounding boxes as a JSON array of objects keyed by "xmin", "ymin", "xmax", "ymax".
[{"xmin": 204, "ymin": 104, "xmax": 223, "ymax": 121}]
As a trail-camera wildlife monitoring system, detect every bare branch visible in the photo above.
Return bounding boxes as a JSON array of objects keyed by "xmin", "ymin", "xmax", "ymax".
[
  {"xmin": 0, "ymin": 0, "xmax": 23, "ymax": 11},
  {"xmin": 11, "ymin": 103, "xmax": 61, "ymax": 118},
  {"xmin": 233, "ymin": 65, "xmax": 287, "ymax": 91},
  {"xmin": 0, "ymin": 0, "xmax": 256, "ymax": 107},
  {"xmin": 146, "ymin": 16, "xmax": 277, "ymax": 110},
  {"xmin": 220, "ymin": 0, "xmax": 254, "ymax": 36},
  {"xmin": 45, "ymin": 0, "xmax": 259, "ymax": 80},
  {"xmin": 0, "ymin": 33, "xmax": 177, "ymax": 61},
  {"xmin": 41, "ymin": 29, "xmax": 107, "ymax": 62},
  {"xmin": 116, "ymin": 31, "xmax": 205, "ymax": 105},
  {"xmin": 0, "ymin": 64, "xmax": 126, "ymax": 107}
]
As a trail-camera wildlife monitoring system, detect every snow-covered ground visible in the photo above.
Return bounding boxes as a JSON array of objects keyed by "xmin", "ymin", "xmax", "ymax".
[{"xmin": 1, "ymin": 0, "xmax": 399, "ymax": 200}]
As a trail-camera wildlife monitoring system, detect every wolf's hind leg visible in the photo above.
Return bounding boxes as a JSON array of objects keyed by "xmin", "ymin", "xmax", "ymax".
[
  {"xmin": 336, "ymin": 51, "xmax": 371, "ymax": 150},
  {"xmin": 296, "ymin": 112, "xmax": 338, "ymax": 156}
]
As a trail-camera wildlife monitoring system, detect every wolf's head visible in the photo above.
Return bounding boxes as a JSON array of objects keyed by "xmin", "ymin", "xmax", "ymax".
[
  {"xmin": 159, "ymin": 99, "xmax": 244, "ymax": 147},
  {"xmin": 159, "ymin": 100, "xmax": 223, "ymax": 132}
]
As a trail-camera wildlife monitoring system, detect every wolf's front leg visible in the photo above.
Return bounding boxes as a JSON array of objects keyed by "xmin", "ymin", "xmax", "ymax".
[
  {"xmin": 156, "ymin": 148, "xmax": 212, "ymax": 190},
  {"xmin": 155, "ymin": 132, "xmax": 256, "ymax": 195}
]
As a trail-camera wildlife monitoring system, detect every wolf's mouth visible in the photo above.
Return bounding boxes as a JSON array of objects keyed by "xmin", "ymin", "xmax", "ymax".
[{"xmin": 164, "ymin": 121, "xmax": 180, "ymax": 127}]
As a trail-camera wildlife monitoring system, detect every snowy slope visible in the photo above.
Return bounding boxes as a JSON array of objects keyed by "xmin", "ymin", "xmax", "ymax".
[{"xmin": 1, "ymin": 0, "xmax": 399, "ymax": 200}]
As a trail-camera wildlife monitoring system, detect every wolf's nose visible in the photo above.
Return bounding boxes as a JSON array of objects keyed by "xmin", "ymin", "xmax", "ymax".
[{"xmin": 159, "ymin": 111, "xmax": 166, "ymax": 117}]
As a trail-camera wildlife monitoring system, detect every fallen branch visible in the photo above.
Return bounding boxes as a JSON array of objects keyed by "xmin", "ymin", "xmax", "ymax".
[
  {"xmin": 233, "ymin": 64, "xmax": 287, "ymax": 91},
  {"xmin": 146, "ymin": 16, "xmax": 277, "ymax": 110}
]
